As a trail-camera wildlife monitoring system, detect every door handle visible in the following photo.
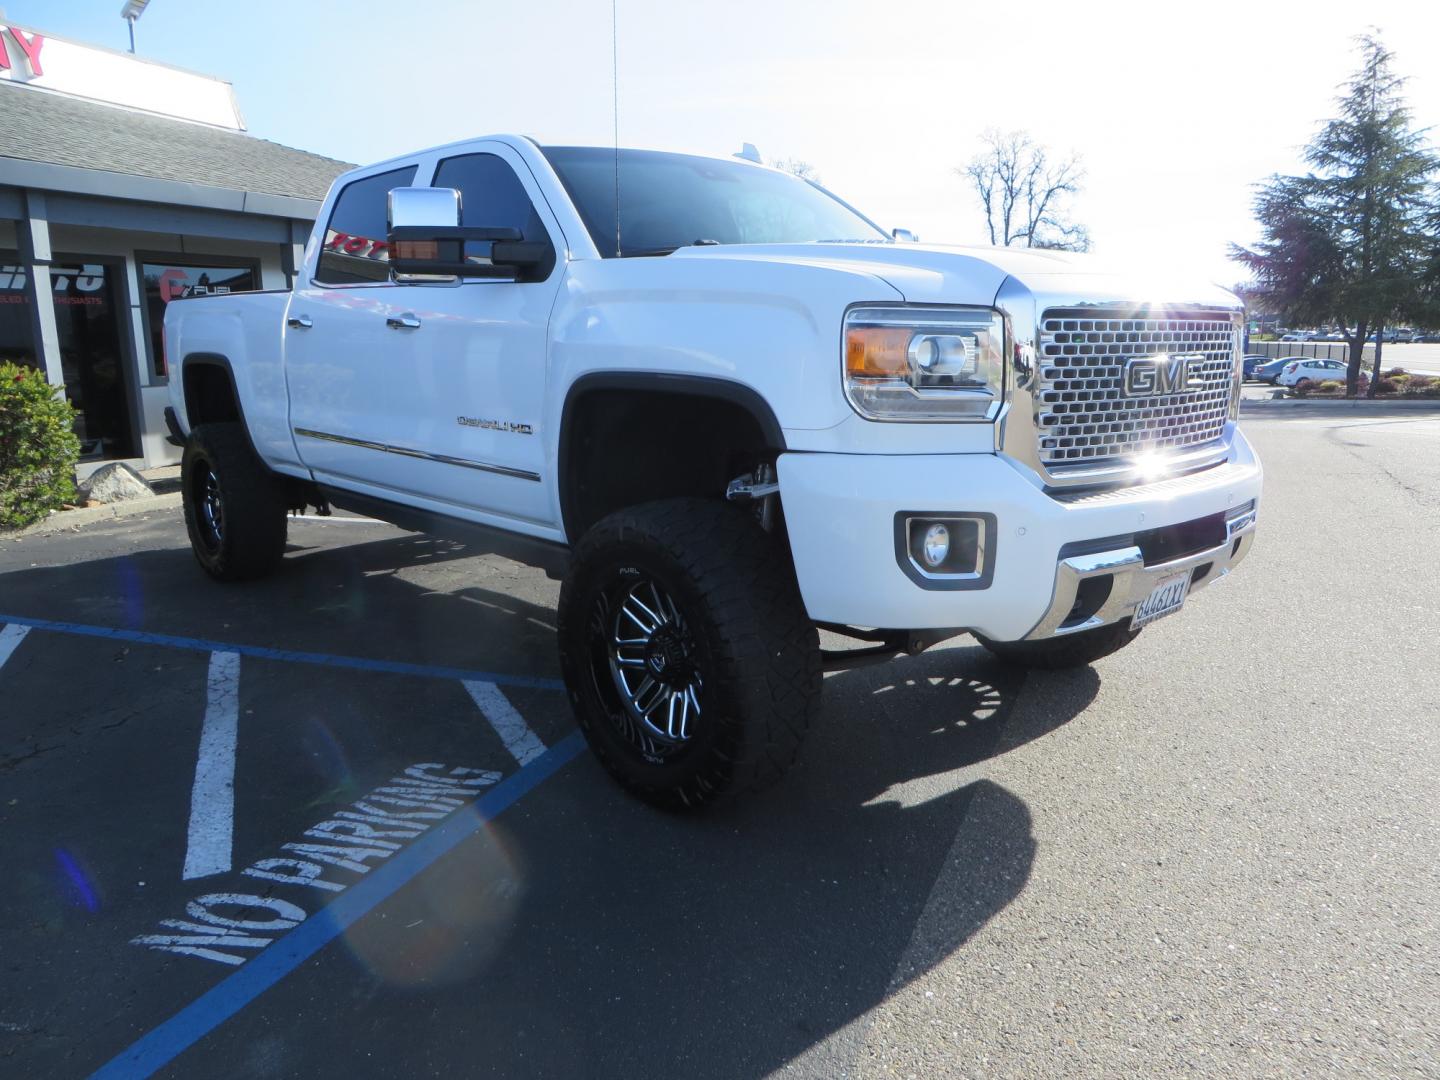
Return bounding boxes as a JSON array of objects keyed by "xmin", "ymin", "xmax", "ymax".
[
  {"xmin": 386, "ymin": 313, "xmax": 422, "ymax": 330},
  {"xmin": 287, "ymin": 314, "xmax": 312, "ymax": 329}
]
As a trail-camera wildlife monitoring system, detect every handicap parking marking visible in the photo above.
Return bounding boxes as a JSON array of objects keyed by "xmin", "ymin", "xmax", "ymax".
[
  {"xmin": 0, "ymin": 606, "xmax": 585, "ymax": 1077},
  {"xmin": 0, "ymin": 612, "xmax": 565, "ymax": 691},
  {"xmin": 95, "ymin": 732, "xmax": 586, "ymax": 1080},
  {"xmin": 464, "ymin": 679, "xmax": 549, "ymax": 766},
  {"xmin": 135, "ymin": 760, "xmax": 508, "ymax": 967},
  {"xmin": 0, "ymin": 621, "xmax": 30, "ymax": 671},
  {"xmin": 183, "ymin": 652, "xmax": 242, "ymax": 881}
]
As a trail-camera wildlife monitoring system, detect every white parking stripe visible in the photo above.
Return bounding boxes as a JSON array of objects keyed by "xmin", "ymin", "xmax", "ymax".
[
  {"xmin": 0, "ymin": 623, "xmax": 30, "ymax": 672},
  {"xmin": 183, "ymin": 651, "xmax": 241, "ymax": 881},
  {"xmin": 463, "ymin": 680, "xmax": 547, "ymax": 766}
]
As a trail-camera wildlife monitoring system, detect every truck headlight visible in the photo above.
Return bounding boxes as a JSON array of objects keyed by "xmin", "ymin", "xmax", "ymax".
[{"xmin": 844, "ymin": 306, "xmax": 1005, "ymax": 421}]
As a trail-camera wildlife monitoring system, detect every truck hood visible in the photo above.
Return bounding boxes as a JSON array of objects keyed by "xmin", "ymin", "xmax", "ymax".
[{"xmin": 668, "ymin": 241, "xmax": 1241, "ymax": 311}]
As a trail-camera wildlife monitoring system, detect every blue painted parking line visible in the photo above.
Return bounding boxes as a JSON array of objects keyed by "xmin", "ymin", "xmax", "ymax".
[
  {"xmin": 89, "ymin": 730, "xmax": 587, "ymax": 1080},
  {"xmin": 0, "ymin": 613, "xmax": 564, "ymax": 692},
  {"xmin": 0, "ymin": 622, "xmax": 30, "ymax": 671}
]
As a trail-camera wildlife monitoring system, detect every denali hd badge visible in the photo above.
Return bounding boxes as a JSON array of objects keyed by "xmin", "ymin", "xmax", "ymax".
[
  {"xmin": 1123, "ymin": 353, "xmax": 1203, "ymax": 396},
  {"xmin": 457, "ymin": 416, "xmax": 533, "ymax": 435}
]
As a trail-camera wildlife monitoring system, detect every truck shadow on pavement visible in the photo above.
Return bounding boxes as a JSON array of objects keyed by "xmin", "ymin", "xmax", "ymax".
[
  {"xmin": 0, "ymin": 527, "xmax": 1099, "ymax": 1078},
  {"xmin": 400, "ymin": 653, "xmax": 1099, "ymax": 1080},
  {"xmin": 0, "ymin": 528, "xmax": 560, "ymax": 684}
]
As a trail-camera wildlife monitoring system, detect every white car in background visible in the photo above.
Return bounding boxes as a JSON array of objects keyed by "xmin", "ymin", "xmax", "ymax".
[{"xmin": 1279, "ymin": 358, "xmax": 1347, "ymax": 387}]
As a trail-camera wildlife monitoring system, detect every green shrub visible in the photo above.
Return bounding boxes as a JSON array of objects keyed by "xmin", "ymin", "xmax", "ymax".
[
  {"xmin": 1293, "ymin": 379, "xmax": 1342, "ymax": 396},
  {"xmin": 0, "ymin": 362, "xmax": 80, "ymax": 529}
]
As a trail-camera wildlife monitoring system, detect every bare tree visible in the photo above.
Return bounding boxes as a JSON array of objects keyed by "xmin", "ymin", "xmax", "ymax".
[
  {"xmin": 770, "ymin": 157, "xmax": 821, "ymax": 183},
  {"xmin": 962, "ymin": 130, "xmax": 1090, "ymax": 251}
]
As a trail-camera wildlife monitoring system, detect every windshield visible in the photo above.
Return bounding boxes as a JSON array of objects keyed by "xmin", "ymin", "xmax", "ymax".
[{"xmin": 541, "ymin": 146, "xmax": 888, "ymax": 256}]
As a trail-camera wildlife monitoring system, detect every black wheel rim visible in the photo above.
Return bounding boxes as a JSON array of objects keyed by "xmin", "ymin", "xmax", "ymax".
[
  {"xmin": 589, "ymin": 573, "xmax": 703, "ymax": 757},
  {"xmin": 194, "ymin": 464, "xmax": 224, "ymax": 552}
]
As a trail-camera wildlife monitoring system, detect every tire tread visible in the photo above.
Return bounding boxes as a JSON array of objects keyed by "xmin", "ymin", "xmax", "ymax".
[
  {"xmin": 182, "ymin": 422, "xmax": 287, "ymax": 582},
  {"xmin": 558, "ymin": 498, "xmax": 821, "ymax": 808}
]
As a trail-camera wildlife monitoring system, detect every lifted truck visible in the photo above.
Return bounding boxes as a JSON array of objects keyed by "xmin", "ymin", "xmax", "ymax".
[{"xmin": 164, "ymin": 136, "xmax": 1261, "ymax": 808}]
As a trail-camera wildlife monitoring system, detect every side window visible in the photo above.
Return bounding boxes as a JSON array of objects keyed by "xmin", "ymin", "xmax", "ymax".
[
  {"xmin": 432, "ymin": 153, "xmax": 555, "ymax": 279},
  {"xmin": 313, "ymin": 165, "xmax": 418, "ymax": 285}
]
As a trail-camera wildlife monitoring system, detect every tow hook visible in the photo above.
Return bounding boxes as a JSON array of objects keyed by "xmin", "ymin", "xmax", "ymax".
[{"xmin": 726, "ymin": 464, "xmax": 780, "ymax": 531}]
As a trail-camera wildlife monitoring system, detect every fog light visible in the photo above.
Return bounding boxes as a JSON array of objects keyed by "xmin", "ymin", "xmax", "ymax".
[
  {"xmin": 900, "ymin": 513, "xmax": 993, "ymax": 587},
  {"xmin": 897, "ymin": 513, "xmax": 995, "ymax": 588},
  {"xmin": 921, "ymin": 523, "xmax": 950, "ymax": 567}
]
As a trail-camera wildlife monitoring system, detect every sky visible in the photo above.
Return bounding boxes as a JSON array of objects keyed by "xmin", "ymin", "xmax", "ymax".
[{"xmin": 6, "ymin": 0, "xmax": 1440, "ymax": 288}]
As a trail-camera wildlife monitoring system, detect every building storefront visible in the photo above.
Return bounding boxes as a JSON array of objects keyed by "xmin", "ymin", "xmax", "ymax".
[{"xmin": 0, "ymin": 20, "xmax": 348, "ymax": 469}]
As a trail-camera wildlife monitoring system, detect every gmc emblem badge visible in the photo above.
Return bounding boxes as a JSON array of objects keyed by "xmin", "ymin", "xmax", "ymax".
[{"xmin": 1123, "ymin": 353, "xmax": 1203, "ymax": 396}]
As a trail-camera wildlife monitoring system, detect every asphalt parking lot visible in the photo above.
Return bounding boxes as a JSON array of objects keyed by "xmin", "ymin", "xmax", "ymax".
[{"xmin": 2, "ymin": 405, "xmax": 1438, "ymax": 1079}]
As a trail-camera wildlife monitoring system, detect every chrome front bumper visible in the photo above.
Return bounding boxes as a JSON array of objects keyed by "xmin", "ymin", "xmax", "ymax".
[{"xmin": 1025, "ymin": 502, "xmax": 1258, "ymax": 640}]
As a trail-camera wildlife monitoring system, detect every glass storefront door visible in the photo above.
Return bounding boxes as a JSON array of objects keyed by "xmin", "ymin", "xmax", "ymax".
[
  {"xmin": 0, "ymin": 257, "xmax": 39, "ymax": 370},
  {"xmin": 0, "ymin": 257, "xmax": 136, "ymax": 460},
  {"xmin": 51, "ymin": 260, "xmax": 136, "ymax": 461}
]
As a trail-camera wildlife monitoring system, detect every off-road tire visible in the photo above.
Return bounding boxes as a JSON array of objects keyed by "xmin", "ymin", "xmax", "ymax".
[
  {"xmin": 182, "ymin": 422, "xmax": 287, "ymax": 582},
  {"xmin": 557, "ymin": 498, "xmax": 821, "ymax": 810},
  {"xmin": 974, "ymin": 620, "xmax": 1141, "ymax": 670}
]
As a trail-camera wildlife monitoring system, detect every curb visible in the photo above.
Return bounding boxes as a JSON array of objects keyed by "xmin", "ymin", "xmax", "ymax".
[
  {"xmin": 1242, "ymin": 398, "xmax": 1440, "ymax": 411},
  {"xmin": 1, "ymin": 492, "xmax": 183, "ymax": 540}
]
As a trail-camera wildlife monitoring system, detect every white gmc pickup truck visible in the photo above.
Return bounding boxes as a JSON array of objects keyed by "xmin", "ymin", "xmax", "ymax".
[{"xmin": 165, "ymin": 135, "xmax": 1261, "ymax": 808}]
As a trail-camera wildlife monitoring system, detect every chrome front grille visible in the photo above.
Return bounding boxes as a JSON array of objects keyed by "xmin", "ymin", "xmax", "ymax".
[{"xmin": 1036, "ymin": 308, "xmax": 1236, "ymax": 467}]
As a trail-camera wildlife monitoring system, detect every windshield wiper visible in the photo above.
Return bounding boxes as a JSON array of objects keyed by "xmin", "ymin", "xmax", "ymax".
[{"xmin": 622, "ymin": 239, "xmax": 723, "ymax": 258}]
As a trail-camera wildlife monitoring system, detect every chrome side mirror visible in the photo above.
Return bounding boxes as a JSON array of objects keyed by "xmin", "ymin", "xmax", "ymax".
[
  {"xmin": 388, "ymin": 187, "xmax": 464, "ymax": 283},
  {"xmin": 387, "ymin": 186, "xmax": 553, "ymax": 283},
  {"xmin": 892, "ymin": 228, "xmax": 919, "ymax": 243}
]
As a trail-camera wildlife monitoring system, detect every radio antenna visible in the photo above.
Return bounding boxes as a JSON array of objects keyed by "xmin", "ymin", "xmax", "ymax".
[{"xmin": 611, "ymin": 0, "xmax": 621, "ymax": 258}]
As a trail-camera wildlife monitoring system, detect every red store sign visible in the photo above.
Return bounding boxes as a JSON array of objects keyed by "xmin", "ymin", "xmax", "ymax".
[{"xmin": 0, "ymin": 26, "xmax": 45, "ymax": 76}]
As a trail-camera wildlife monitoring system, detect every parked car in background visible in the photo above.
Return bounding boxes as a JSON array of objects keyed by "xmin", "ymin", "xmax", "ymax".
[
  {"xmin": 1281, "ymin": 331, "xmax": 1316, "ymax": 341},
  {"xmin": 1278, "ymin": 358, "xmax": 1348, "ymax": 387},
  {"xmin": 1253, "ymin": 357, "xmax": 1295, "ymax": 384},
  {"xmin": 1242, "ymin": 354, "xmax": 1272, "ymax": 380}
]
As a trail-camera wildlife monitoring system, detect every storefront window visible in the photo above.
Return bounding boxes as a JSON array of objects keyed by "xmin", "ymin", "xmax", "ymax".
[
  {"xmin": 142, "ymin": 262, "xmax": 258, "ymax": 378},
  {"xmin": 0, "ymin": 260, "xmax": 39, "ymax": 370}
]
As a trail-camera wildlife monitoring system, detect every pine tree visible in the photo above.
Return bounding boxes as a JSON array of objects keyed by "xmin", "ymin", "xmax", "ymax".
[{"xmin": 1233, "ymin": 35, "xmax": 1438, "ymax": 396}]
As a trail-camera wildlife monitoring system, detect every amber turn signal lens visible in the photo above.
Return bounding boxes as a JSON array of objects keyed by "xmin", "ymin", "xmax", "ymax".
[
  {"xmin": 392, "ymin": 239, "xmax": 439, "ymax": 261},
  {"xmin": 845, "ymin": 327, "xmax": 911, "ymax": 377}
]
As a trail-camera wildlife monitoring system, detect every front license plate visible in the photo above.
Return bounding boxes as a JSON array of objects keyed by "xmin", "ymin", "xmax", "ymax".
[{"xmin": 1131, "ymin": 572, "xmax": 1190, "ymax": 629}]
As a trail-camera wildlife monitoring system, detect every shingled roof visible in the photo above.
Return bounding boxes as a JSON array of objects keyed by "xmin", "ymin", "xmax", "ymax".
[{"xmin": 0, "ymin": 81, "xmax": 352, "ymax": 201}]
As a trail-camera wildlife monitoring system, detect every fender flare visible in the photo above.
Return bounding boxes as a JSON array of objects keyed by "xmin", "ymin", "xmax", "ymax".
[
  {"xmin": 178, "ymin": 352, "xmax": 254, "ymax": 450},
  {"xmin": 557, "ymin": 372, "xmax": 787, "ymax": 542}
]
